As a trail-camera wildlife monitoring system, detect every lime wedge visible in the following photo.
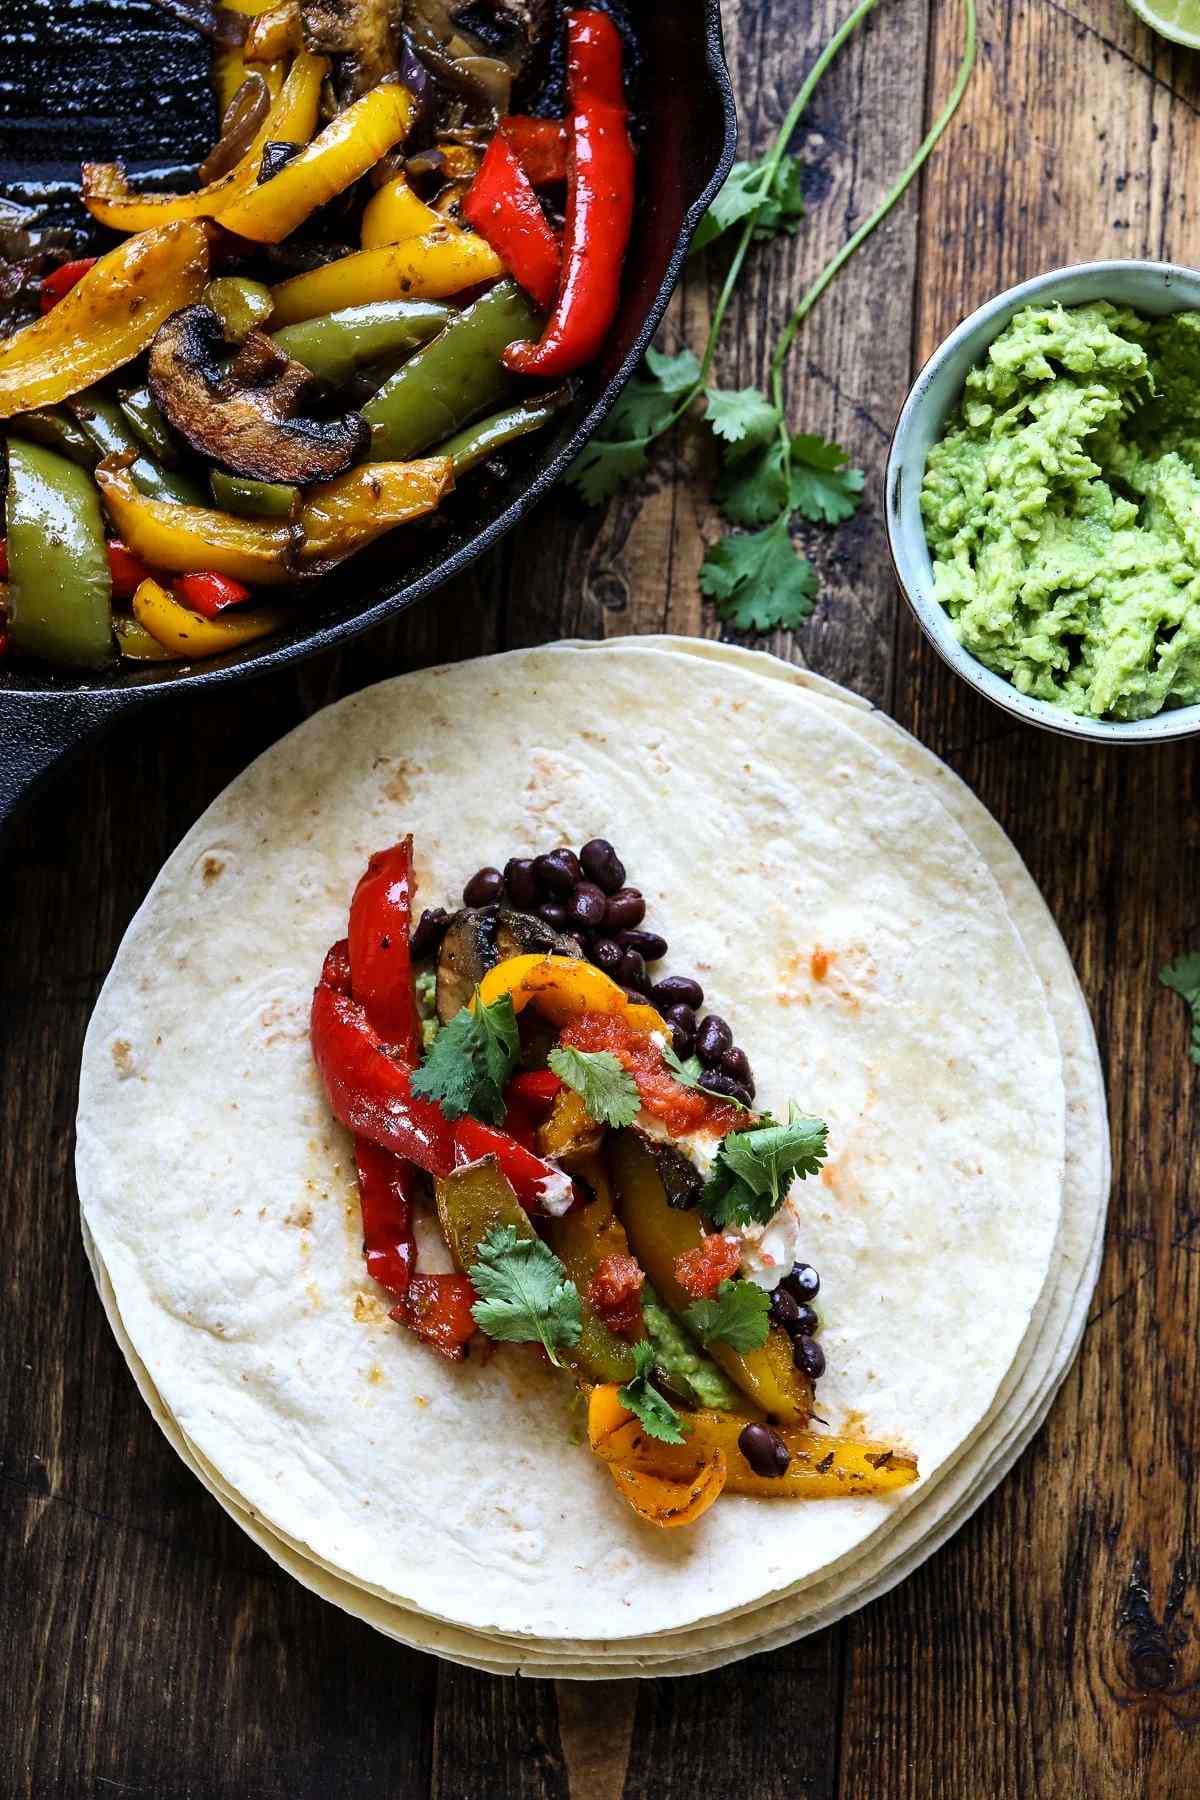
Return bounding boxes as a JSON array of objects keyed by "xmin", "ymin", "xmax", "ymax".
[{"xmin": 1127, "ymin": 0, "xmax": 1200, "ymax": 47}]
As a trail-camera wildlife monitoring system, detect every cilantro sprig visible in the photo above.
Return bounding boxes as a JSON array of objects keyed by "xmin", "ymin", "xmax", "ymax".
[
  {"xmin": 1161, "ymin": 953, "xmax": 1200, "ymax": 1066},
  {"xmin": 618, "ymin": 1341, "xmax": 688, "ymax": 1444},
  {"xmin": 468, "ymin": 1225, "xmax": 582, "ymax": 1366},
  {"xmin": 567, "ymin": 0, "xmax": 977, "ymax": 634},
  {"xmin": 547, "ymin": 1044, "xmax": 642, "ymax": 1128},
  {"xmin": 702, "ymin": 1105, "xmax": 829, "ymax": 1230},
  {"xmin": 410, "ymin": 986, "xmax": 519, "ymax": 1124},
  {"xmin": 684, "ymin": 1279, "xmax": 770, "ymax": 1352},
  {"xmin": 661, "ymin": 1041, "xmax": 753, "ymax": 1114}
]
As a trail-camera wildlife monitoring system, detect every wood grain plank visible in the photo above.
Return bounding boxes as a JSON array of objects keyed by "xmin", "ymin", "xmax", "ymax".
[{"xmin": 833, "ymin": 3, "xmax": 1200, "ymax": 1797}]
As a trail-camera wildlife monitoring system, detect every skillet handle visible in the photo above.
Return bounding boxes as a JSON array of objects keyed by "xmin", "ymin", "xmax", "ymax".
[{"xmin": 0, "ymin": 689, "xmax": 134, "ymax": 839}]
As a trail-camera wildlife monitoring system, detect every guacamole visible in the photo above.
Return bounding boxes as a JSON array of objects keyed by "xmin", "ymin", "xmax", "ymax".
[
  {"xmin": 642, "ymin": 1284, "xmax": 738, "ymax": 1411},
  {"xmin": 921, "ymin": 301, "xmax": 1200, "ymax": 720}
]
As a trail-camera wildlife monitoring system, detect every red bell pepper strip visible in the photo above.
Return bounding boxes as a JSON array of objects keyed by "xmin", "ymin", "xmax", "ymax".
[
  {"xmin": 394, "ymin": 1272, "xmax": 478, "ymax": 1360},
  {"xmin": 355, "ymin": 1136, "xmax": 420, "ymax": 1300},
  {"xmin": 452, "ymin": 1115, "xmax": 576, "ymax": 1213},
  {"xmin": 462, "ymin": 133, "xmax": 562, "ymax": 313},
  {"xmin": 502, "ymin": 12, "xmax": 634, "ymax": 378},
  {"xmin": 310, "ymin": 980, "xmax": 456, "ymax": 1177},
  {"xmin": 347, "ymin": 836, "xmax": 422, "ymax": 1062},
  {"xmin": 506, "ymin": 1070, "xmax": 564, "ymax": 1107},
  {"xmin": 500, "ymin": 116, "xmax": 569, "ymax": 187},
  {"xmin": 38, "ymin": 257, "xmax": 98, "ymax": 314},
  {"xmin": 106, "ymin": 541, "xmax": 153, "ymax": 602},
  {"xmin": 322, "ymin": 936, "xmax": 352, "ymax": 993},
  {"xmin": 0, "ymin": 538, "xmax": 8, "ymax": 579},
  {"xmin": 174, "ymin": 571, "xmax": 253, "ymax": 618}
]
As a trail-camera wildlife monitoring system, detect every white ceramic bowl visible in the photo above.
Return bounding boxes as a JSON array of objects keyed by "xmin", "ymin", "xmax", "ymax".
[{"xmin": 885, "ymin": 259, "xmax": 1200, "ymax": 744}]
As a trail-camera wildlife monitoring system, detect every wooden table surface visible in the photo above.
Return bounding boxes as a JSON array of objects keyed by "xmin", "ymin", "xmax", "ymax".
[{"xmin": 5, "ymin": 1, "xmax": 1200, "ymax": 1794}]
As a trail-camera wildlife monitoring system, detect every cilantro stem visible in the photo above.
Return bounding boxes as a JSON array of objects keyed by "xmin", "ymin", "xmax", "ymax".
[{"xmin": 768, "ymin": 0, "xmax": 978, "ymax": 405}]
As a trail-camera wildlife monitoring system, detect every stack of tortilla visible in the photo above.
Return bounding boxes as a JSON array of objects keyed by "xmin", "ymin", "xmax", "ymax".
[{"xmin": 75, "ymin": 638, "xmax": 1108, "ymax": 1677}]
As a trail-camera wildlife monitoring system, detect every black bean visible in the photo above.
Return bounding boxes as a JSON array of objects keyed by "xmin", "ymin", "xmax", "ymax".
[
  {"xmin": 603, "ymin": 887, "xmax": 645, "ymax": 932},
  {"xmin": 695, "ymin": 1014, "xmax": 733, "ymax": 1065},
  {"xmin": 618, "ymin": 948, "xmax": 648, "ymax": 992},
  {"xmin": 651, "ymin": 974, "xmax": 704, "ymax": 1011},
  {"xmin": 617, "ymin": 928, "xmax": 668, "ymax": 961},
  {"xmin": 566, "ymin": 881, "xmax": 607, "ymax": 930},
  {"xmin": 698, "ymin": 1069, "xmax": 753, "ymax": 1108},
  {"xmin": 504, "ymin": 856, "xmax": 539, "ymax": 910},
  {"xmin": 533, "ymin": 849, "xmax": 579, "ymax": 896},
  {"xmin": 410, "ymin": 906, "xmax": 450, "ymax": 961},
  {"xmin": 793, "ymin": 1335, "xmax": 825, "ymax": 1380},
  {"xmin": 792, "ymin": 1303, "xmax": 819, "ymax": 1337},
  {"xmin": 782, "ymin": 1262, "xmax": 820, "ymax": 1303},
  {"xmin": 591, "ymin": 936, "xmax": 623, "ymax": 976},
  {"xmin": 538, "ymin": 901, "xmax": 568, "ymax": 929},
  {"xmin": 737, "ymin": 1422, "xmax": 791, "ymax": 1479},
  {"xmin": 463, "ymin": 866, "xmax": 503, "ymax": 907},
  {"xmin": 662, "ymin": 1000, "xmax": 696, "ymax": 1042},
  {"xmin": 768, "ymin": 1287, "xmax": 802, "ymax": 1335},
  {"xmin": 580, "ymin": 837, "xmax": 626, "ymax": 893},
  {"xmin": 721, "ymin": 1046, "xmax": 753, "ymax": 1087}
]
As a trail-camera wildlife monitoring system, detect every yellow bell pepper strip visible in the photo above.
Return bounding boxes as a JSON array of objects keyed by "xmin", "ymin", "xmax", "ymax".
[
  {"xmin": 132, "ymin": 576, "xmax": 284, "ymax": 658},
  {"xmin": 113, "ymin": 614, "xmax": 182, "ymax": 661},
  {"xmin": 214, "ymin": 0, "xmax": 283, "ymax": 114},
  {"xmin": 297, "ymin": 456, "xmax": 454, "ymax": 564},
  {"xmin": 95, "ymin": 456, "xmax": 301, "ymax": 585},
  {"xmin": 268, "ymin": 229, "xmax": 504, "ymax": 326},
  {"xmin": 81, "ymin": 52, "xmax": 326, "ymax": 231},
  {"xmin": 242, "ymin": 0, "xmax": 303, "ymax": 63},
  {"xmin": 216, "ymin": 79, "xmax": 417, "ymax": 245},
  {"xmin": 0, "ymin": 223, "xmax": 210, "ymax": 420},
  {"xmin": 437, "ymin": 144, "xmax": 484, "ymax": 181},
  {"xmin": 360, "ymin": 174, "xmax": 447, "ymax": 250},
  {"xmin": 476, "ymin": 954, "xmax": 666, "ymax": 1039},
  {"xmin": 609, "ymin": 1131, "xmax": 814, "ymax": 1424},
  {"xmin": 474, "ymin": 957, "xmax": 665, "ymax": 1044},
  {"xmin": 5, "ymin": 440, "xmax": 114, "ymax": 668},
  {"xmin": 587, "ymin": 1386, "xmax": 918, "ymax": 1501},
  {"xmin": 606, "ymin": 1450, "xmax": 727, "ymax": 1528}
]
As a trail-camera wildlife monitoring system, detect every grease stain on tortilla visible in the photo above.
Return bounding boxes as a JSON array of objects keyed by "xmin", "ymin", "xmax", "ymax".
[
  {"xmin": 778, "ymin": 944, "xmax": 876, "ymax": 1011},
  {"xmin": 353, "ymin": 1291, "xmax": 388, "ymax": 1325},
  {"xmin": 371, "ymin": 753, "xmax": 421, "ymax": 806},
  {"xmin": 304, "ymin": 1280, "xmax": 321, "ymax": 1309},
  {"xmin": 201, "ymin": 855, "xmax": 225, "ymax": 884},
  {"xmin": 367, "ymin": 1363, "xmax": 384, "ymax": 1386},
  {"xmin": 110, "ymin": 1038, "xmax": 138, "ymax": 1078}
]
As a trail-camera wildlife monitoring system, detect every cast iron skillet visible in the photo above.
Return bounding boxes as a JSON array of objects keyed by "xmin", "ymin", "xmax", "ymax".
[{"xmin": 0, "ymin": 0, "xmax": 736, "ymax": 830}]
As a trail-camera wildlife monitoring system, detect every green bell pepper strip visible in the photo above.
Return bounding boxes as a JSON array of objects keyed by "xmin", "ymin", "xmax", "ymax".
[
  {"xmin": 210, "ymin": 469, "xmax": 301, "ymax": 519},
  {"xmin": 66, "ymin": 391, "xmax": 206, "ymax": 506},
  {"xmin": 434, "ymin": 389, "xmax": 570, "ymax": 475},
  {"xmin": 117, "ymin": 384, "xmax": 190, "ymax": 470},
  {"xmin": 204, "ymin": 276, "xmax": 275, "ymax": 341},
  {"xmin": 363, "ymin": 280, "xmax": 541, "ymax": 462},
  {"xmin": 5, "ymin": 439, "xmax": 114, "ymax": 668},
  {"xmin": 270, "ymin": 300, "xmax": 455, "ymax": 387},
  {"xmin": 10, "ymin": 408, "xmax": 98, "ymax": 466}
]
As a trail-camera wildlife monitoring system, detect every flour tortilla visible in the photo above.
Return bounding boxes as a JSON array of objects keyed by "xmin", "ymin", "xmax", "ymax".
[
  {"xmin": 77, "ymin": 650, "xmax": 1106, "ymax": 1675},
  {"xmin": 77, "ymin": 645, "xmax": 1067, "ymax": 1641}
]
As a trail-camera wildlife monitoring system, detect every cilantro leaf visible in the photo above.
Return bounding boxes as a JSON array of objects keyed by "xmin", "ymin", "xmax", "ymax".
[
  {"xmin": 788, "ymin": 434, "xmax": 866, "ymax": 525},
  {"xmin": 1161, "ymin": 953, "xmax": 1200, "ymax": 1066},
  {"xmin": 547, "ymin": 1044, "xmax": 642, "ymax": 1129},
  {"xmin": 645, "ymin": 345, "xmax": 703, "ymax": 396},
  {"xmin": 566, "ymin": 346, "xmax": 702, "ymax": 505},
  {"xmin": 704, "ymin": 386, "xmax": 782, "ymax": 457},
  {"xmin": 715, "ymin": 436, "xmax": 790, "ymax": 527},
  {"xmin": 468, "ymin": 1225, "xmax": 582, "ymax": 1366},
  {"xmin": 684, "ymin": 1278, "xmax": 770, "ymax": 1352},
  {"xmin": 661, "ymin": 1041, "xmax": 754, "ymax": 1114},
  {"xmin": 410, "ymin": 986, "xmax": 519, "ymax": 1124},
  {"xmin": 702, "ymin": 1104, "xmax": 828, "ymax": 1229},
  {"xmin": 700, "ymin": 517, "xmax": 819, "ymax": 633},
  {"xmin": 618, "ymin": 1340, "xmax": 688, "ymax": 1444},
  {"xmin": 691, "ymin": 153, "xmax": 806, "ymax": 255}
]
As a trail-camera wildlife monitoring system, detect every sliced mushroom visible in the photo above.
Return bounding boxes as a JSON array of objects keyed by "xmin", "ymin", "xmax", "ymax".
[
  {"xmin": 300, "ymin": 0, "xmax": 402, "ymax": 101},
  {"xmin": 148, "ymin": 304, "xmax": 368, "ymax": 484},
  {"xmin": 435, "ymin": 906, "xmax": 581, "ymax": 1022},
  {"xmin": 632, "ymin": 1131, "xmax": 705, "ymax": 1211}
]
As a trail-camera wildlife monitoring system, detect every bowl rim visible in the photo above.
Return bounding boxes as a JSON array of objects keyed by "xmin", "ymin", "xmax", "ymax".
[{"xmin": 885, "ymin": 256, "xmax": 1200, "ymax": 745}]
